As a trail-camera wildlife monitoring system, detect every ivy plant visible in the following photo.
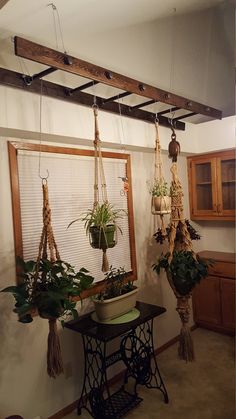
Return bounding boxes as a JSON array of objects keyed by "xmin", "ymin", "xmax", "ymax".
[
  {"xmin": 1, "ymin": 258, "xmax": 94, "ymax": 325},
  {"xmin": 153, "ymin": 251, "xmax": 210, "ymax": 296}
]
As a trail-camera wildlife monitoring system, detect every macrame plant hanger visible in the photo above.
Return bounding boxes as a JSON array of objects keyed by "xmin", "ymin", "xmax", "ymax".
[
  {"xmin": 117, "ymin": 95, "xmax": 129, "ymax": 197},
  {"xmin": 92, "ymin": 105, "xmax": 116, "ymax": 272},
  {"xmin": 167, "ymin": 134, "xmax": 195, "ymax": 362},
  {"xmin": 36, "ymin": 79, "xmax": 63, "ymax": 378},
  {"xmin": 36, "ymin": 178, "xmax": 64, "ymax": 378},
  {"xmin": 151, "ymin": 117, "xmax": 170, "ymax": 233}
]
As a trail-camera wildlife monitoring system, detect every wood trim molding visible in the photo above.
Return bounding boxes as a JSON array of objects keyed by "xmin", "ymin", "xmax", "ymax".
[
  {"xmin": 8, "ymin": 142, "xmax": 23, "ymax": 260},
  {"xmin": 187, "ymin": 149, "xmax": 236, "ymax": 161},
  {"xmin": 48, "ymin": 325, "xmax": 198, "ymax": 419}
]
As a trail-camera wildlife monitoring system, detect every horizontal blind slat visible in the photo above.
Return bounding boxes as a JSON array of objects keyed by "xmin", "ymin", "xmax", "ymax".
[{"xmin": 18, "ymin": 151, "xmax": 132, "ymax": 283}]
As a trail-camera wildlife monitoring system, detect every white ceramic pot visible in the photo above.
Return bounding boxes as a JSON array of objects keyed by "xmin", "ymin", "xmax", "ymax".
[
  {"xmin": 152, "ymin": 196, "xmax": 171, "ymax": 214},
  {"xmin": 94, "ymin": 287, "xmax": 138, "ymax": 321}
]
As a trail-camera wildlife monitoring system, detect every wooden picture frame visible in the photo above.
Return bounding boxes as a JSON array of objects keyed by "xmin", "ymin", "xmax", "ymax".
[{"xmin": 8, "ymin": 141, "xmax": 137, "ymax": 299}]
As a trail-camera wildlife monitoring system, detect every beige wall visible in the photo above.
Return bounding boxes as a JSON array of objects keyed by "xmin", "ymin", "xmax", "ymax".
[
  {"xmin": 0, "ymin": 82, "xmax": 235, "ymax": 416},
  {"xmin": 0, "ymin": 136, "xmax": 190, "ymax": 418},
  {"xmin": 0, "ymin": 1, "xmax": 235, "ymax": 410},
  {"xmin": 1, "ymin": 127, "xmax": 234, "ymax": 417}
]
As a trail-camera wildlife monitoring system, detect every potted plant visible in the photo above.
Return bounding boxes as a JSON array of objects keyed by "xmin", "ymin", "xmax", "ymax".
[
  {"xmin": 69, "ymin": 202, "xmax": 127, "ymax": 250},
  {"xmin": 153, "ymin": 219, "xmax": 210, "ymax": 294},
  {"xmin": 153, "ymin": 250, "xmax": 209, "ymax": 296},
  {"xmin": 150, "ymin": 179, "xmax": 171, "ymax": 214},
  {"xmin": 93, "ymin": 267, "xmax": 138, "ymax": 321},
  {"xmin": 2, "ymin": 257, "xmax": 94, "ymax": 324},
  {"xmin": 152, "ymin": 219, "xmax": 212, "ymax": 361},
  {"xmin": 1, "ymin": 257, "xmax": 94, "ymax": 377}
]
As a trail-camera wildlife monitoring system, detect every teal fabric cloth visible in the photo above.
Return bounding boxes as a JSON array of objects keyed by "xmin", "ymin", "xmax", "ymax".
[{"xmin": 91, "ymin": 308, "xmax": 140, "ymax": 324}]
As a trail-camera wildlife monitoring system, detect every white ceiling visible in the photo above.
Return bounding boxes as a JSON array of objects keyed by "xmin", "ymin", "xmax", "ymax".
[
  {"xmin": 0, "ymin": 0, "xmax": 224, "ymax": 42},
  {"xmin": 0, "ymin": 0, "xmax": 229, "ymax": 123}
]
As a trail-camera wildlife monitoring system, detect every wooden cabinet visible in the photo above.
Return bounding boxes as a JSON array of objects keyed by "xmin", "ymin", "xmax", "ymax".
[
  {"xmin": 187, "ymin": 149, "xmax": 235, "ymax": 221},
  {"xmin": 192, "ymin": 251, "xmax": 235, "ymax": 335}
]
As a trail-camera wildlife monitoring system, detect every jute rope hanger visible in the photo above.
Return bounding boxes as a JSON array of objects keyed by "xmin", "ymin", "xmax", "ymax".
[
  {"xmin": 151, "ymin": 119, "xmax": 170, "ymax": 233},
  {"xmin": 167, "ymin": 161, "xmax": 195, "ymax": 362},
  {"xmin": 92, "ymin": 106, "xmax": 116, "ymax": 272},
  {"xmin": 93, "ymin": 105, "xmax": 108, "ymax": 206},
  {"xmin": 35, "ymin": 178, "xmax": 64, "ymax": 378}
]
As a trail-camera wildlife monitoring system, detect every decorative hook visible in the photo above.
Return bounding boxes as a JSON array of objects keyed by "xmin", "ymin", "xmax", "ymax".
[
  {"xmin": 155, "ymin": 110, "xmax": 159, "ymax": 124},
  {"xmin": 39, "ymin": 169, "xmax": 49, "ymax": 182},
  {"xmin": 170, "ymin": 125, "xmax": 176, "ymax": 139},
  {"xmin": 118, "ymin": 176, "xmax": 129, "ymax": 196}
]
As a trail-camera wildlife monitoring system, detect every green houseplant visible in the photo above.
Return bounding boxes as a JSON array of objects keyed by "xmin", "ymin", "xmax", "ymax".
[
  {"xmin": 1, "ymin": 257, "xmax": 94, "ymax": 378},
  {"xmin": 1, "ymin": 257, "xmax": 94, "ymax": 325},
  {"xmin": 153, "ymin": 218, "xmax": 211, "ymax": 362},
  {"xmin": 93, "ymin": 267, "xmax": 137, "ymax": 321},
  {"xmin": 153, "ymin": 250, "xmax": 209, "ymax": 296},
  {"xmin": 69, "ymin": 202, "xmax": 127, "ymax": 250},
  {"xmin": 153, "ymin": 220, "xmax": 210, "ymax": 295},
  {"xmin": 150, "ymin": 179, "xmax": 171, "ymax": 214}
]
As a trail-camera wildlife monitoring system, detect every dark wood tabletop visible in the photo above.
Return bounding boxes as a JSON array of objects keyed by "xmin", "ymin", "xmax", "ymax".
[{"xmin": 65, "ymin": 301, "xmax": 166, "ymax": 342}]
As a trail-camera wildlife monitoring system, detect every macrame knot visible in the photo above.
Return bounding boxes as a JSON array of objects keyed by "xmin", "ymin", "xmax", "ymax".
[
  {"xmin": 37, "ymin": 179, "xmax": 63, "ymax": 377},
  {"xmin": 176, "ymin": 296, "xmax": 191, "ymax": 324}
]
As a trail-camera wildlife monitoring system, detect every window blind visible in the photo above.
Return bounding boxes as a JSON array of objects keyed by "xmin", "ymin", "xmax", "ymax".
[{"xmin": 18, "ymin": 150, "xmax": 132, "ymax": 283}]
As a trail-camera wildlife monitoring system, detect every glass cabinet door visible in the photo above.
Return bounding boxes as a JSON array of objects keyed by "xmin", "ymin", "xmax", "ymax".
[
  {"xmin": 217, "ymin": 156, "xmax": 236, "ymax": 216},
  {"xmin": 191, "ymin": 158, "xmax": 217, "ymax": 216}
]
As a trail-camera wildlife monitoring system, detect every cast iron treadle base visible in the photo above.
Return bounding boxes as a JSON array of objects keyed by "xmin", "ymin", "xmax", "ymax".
[{"xmin": 102, "ymin": 389, "xmax": 142, "ymax": 419}]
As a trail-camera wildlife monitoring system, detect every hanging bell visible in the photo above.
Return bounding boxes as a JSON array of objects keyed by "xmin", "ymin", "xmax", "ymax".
[{"xmin": 168, "ymin": 125, "xmax": 180, "ymax": 162}]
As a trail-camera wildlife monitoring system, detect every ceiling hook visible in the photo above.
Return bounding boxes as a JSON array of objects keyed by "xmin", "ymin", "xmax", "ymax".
[
  {"xmin": 155, "ymin": 113, "xmax": 159, "ymax": 124},
  {"xmin": 47, "ymin": 3, "xmax": 56, "ymax": 10}
]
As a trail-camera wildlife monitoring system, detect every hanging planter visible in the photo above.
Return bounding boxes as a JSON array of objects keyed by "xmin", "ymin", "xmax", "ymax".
[
  {"xmin": 150, "ymin": 121, "xmax": 171, "ymax": 225},
  {"xmin": 152, "ymin": 129, "xmax": 211, "ymax": 362},
  {"xmin": 68, "ymin": 107, "xmax": 127, "ymax": 272},
  {"xmin": 152, "ymin": 196, "xmax": 171, "ymax": 214},
  {"xmin": 1, "ymin": 180, "xmax": 94, "ymax": 378},
  {"xmin": 90, "ymin": 225, "xmax": 116, "ymax": 249}
]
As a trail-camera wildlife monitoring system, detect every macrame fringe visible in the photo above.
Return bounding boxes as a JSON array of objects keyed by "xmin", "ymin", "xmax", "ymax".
[
  {"xmin": 167, "ymin": 161, "xmax": 196, "ymax": 361},
  {"xmin": 175, "ymin": 295, "xmax": 194, "ymax": 362},
  {"xmin": 47, "ymin": 319, "xmax": 64, "ymax": 378},
  {"xmin": 178, "ymin": 324, "xmax": 195, "ymax": 362},
  {"xmin": 102, "ymin": 250, "xmax": 109, "ymax": 272}
]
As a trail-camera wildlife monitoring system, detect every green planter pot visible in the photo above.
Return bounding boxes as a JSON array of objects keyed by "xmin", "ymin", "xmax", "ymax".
[{"xmin": 90, "ymin": 225, "xmax": 116, "ymax": 250}]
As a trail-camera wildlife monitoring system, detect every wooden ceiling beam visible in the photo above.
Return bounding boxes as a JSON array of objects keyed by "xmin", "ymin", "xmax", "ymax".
[
  {"xmin": 0, "ymin": 0, "xmax": 10, "ymax": 9},
  {"xmin": 14, "ymin": 36, "xmax": 222, "ymax": 120},
  {"xmin": 0, "ymin": 67, "xmax": 185, "ymax": 130}
]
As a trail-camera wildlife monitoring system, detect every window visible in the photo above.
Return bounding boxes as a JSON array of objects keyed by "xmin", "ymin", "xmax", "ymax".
[{"xmin": 8, "ymin": 141, "xmax": 137, "ymax": 297}]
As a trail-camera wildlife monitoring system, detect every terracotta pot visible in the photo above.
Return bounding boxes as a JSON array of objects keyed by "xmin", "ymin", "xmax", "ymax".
[
  {"xmin": 90, "ymin": 225, "xmax": 116, "ymax": 249},
  {"xmin": 94, "ymin": 287, "xmax": 138, "ymax": 321},
  {"xmin": 152, "ymin": 196, "xmax": 171, "ymax": 214}
]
